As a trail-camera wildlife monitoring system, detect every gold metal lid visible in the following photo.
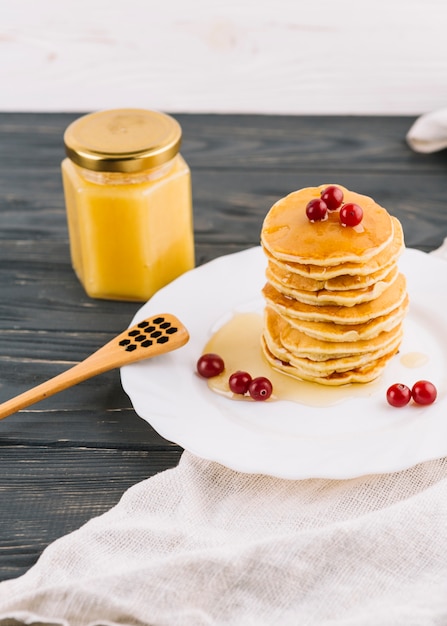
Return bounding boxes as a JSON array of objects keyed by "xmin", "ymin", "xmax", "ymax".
[{"xmin": 64, "ymin": 108, "xmax": 182, "ymax": 173}]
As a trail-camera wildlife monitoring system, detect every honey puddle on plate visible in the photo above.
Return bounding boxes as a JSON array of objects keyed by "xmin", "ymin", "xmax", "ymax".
[
  {"xmin": 204, "ymin": 313, "xmax": 385, "ymax": 407},
  {"xmin": 204, "ymin": 313, "xmax": 430, "ymax": 407},
  {"xmin": 399, "ymin": 351, "xmax": 429, "ymax": 368}
]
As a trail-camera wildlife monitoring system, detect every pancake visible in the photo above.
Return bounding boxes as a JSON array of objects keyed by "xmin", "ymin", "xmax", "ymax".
[
  {"xmin": 261, "ymin": 336, "xmax": 400, "ymax": 385},
  {"xmin": 281, "ymin": 295, "xmax": 409, "ymax": 342},
  {"xmin": 265, "ymin": 265, "xmax": 399, "ymax": 306},
  {"xmin": 262, "ymin": 273, "xmax": 408, "ymax": 325},
  {"xmin": 264, "ymin": 306, "xmax": 404, "ymax": 360},
  {"xmin": 266, "ymin": 257, "xmax": 398, "ymax": 293},
  {"xmin": 262, "ymin": 216, "xmax": 404, "ymax": 280},
  {"xmin": 263, "ymin": 309, "xmax": 403, "ymax": 376},
  {"xmin": 261, "ymin": 185, "xmax": 394, "ymax": 266}
]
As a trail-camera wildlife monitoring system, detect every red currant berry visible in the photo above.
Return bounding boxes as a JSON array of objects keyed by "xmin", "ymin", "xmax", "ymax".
[
  {"xmin": 306, "ymin": 198, "xmax": 328, "ymax": 222},
  {"xmin": 386, "ymin": 383, "xmax": 411, "ymax": 407},
  {"xmin": 196, "ymin": 353, "xmax": 225, "ymax": 378},
  {"xmin": 339, "ymin": 203, "xmax": 363, "ymax": 227},
  {"xmin": 229, "ymin": 370, "xmax": 252, "ymax": 395},
  {"xmin": 411, "ymin": 380, "xmax": 437, "ymax": 405},
  {"xmin": 248, "ymin": 376, "xmax": 273, "ymax": 401},
  {"xmin": 320, "ymin": 185, "xmax": 344, "ymax": 211}
]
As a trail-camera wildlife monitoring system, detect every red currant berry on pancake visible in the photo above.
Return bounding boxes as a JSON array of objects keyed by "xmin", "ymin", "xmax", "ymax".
[
  {"xmin": 306, "ymin": 198, "xmax": 328, "ymax": 222},
  {"xmin": 320, "ymin": 185, "xmax": 344, "ymax": 211},
  {"xmin": 339, "ymin": 203, "xmax": 363, "ymax": 227}
]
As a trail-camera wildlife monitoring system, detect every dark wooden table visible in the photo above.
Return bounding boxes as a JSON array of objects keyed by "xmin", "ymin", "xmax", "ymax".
[{"xmin": 0, "ymin": 113, "xmax": 447, "ymax": 582}]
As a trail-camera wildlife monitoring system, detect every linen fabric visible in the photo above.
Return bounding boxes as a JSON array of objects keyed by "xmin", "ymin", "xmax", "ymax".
[{"xmin": 0, "ymin": 450, "xmax": 447, "ymax": 626}]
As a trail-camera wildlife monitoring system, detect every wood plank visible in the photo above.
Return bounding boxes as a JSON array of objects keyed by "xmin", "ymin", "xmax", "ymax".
[
  {"xmin": 192, "ymin": 170, "xmax": 447, "ymax": 252},
  {"xmin": 0, "ymin": 446, "xmax": 182, "ymax": 580},
  {"xmin": 0, "ymin": 407, "xmax": 172, "ymax": 448},
  {"xmin": 2, "ymin": 2, "xmax": 447, "ymax": 115},
  {"xmin": 181, "ymin": 114, "xmax": 442, "ymax": 172},
  {"xmin": 1, "ymin": 166, "xmax": 447, "ymax": 259},
  {"xmin": 0, "ymin": 361, "xmax": 177, "ymax": 447},
  {"xmin": 1, "ymin": 114, "xmax": 447, "ymax": 176}
]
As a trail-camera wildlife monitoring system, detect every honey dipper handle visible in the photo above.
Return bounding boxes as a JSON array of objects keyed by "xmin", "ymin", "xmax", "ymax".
[
  {"xmin": 0, "ymin": 359, "xmax": 105, "ymax": 420},
  {"xmin": 0, "ymin": 313, "xmax": 189, "ymax": 420}
]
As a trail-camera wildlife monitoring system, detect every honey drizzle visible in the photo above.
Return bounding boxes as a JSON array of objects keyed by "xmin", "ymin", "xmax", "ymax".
[{"xmin": 204, "ymin": 312, "xmax": 429, "ymax": 407}]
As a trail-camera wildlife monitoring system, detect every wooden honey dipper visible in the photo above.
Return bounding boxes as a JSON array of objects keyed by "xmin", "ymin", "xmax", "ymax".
[{"xmin": 0, "ymin": 313, "xmax": 189, "ymax": 420}]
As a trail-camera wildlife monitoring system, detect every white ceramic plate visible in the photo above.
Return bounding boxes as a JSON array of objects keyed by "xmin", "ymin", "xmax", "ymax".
[{"xmin": 121, "ymin": 247, "xmax": 447, "ymax": 479}]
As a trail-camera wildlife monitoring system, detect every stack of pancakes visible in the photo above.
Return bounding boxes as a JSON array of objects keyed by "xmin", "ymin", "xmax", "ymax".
[{"xmin": 260, "ymin": 184, "xmax": 408, "ymax": 385}]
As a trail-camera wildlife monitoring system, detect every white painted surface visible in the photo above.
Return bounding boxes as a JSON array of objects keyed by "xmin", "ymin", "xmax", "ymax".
[{"xmin": 1, "ymin": 0, "xmax": 446, "ymax": 114}]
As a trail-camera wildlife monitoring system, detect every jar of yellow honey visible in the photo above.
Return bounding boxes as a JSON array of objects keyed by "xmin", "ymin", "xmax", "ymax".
[{"xmin": 61, "ymin": 108, "xmax": 195, "ymax": 301}]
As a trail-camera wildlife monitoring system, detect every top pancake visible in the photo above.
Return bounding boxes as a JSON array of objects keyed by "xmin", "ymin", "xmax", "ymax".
[
  {"xmin": 263, "ymin": 216, "xmax": 404, "ymax": 281},
  {"xmin": 261, "ymin": 184, "xmax": 394, "ymax": 266}
]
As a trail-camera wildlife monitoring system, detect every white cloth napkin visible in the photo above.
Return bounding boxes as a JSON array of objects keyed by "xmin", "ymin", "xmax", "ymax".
[
  {"xmin": 1, "ymin": 448, "xmax": 447, "ymax": 626},
  {"xmin": 407, "ymin": 108, "xmax": 447, "ymax": 153}
]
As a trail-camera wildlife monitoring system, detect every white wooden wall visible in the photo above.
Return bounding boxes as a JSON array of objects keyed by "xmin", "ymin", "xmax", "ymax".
[{"xmin": 1, "ymin": 0, "xmax": 446, "ymax": 115}]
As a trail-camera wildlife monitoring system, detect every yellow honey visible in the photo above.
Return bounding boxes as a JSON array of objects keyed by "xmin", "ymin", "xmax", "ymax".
[{"xmin": 61, "ymin": 109, "xmax": 195, "ymax": 301}]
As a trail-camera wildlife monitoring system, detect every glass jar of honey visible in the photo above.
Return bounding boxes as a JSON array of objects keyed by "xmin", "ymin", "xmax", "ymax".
[{"xmin": 61, "ymin": 108, "xmax": 195, "ymax": 301}]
